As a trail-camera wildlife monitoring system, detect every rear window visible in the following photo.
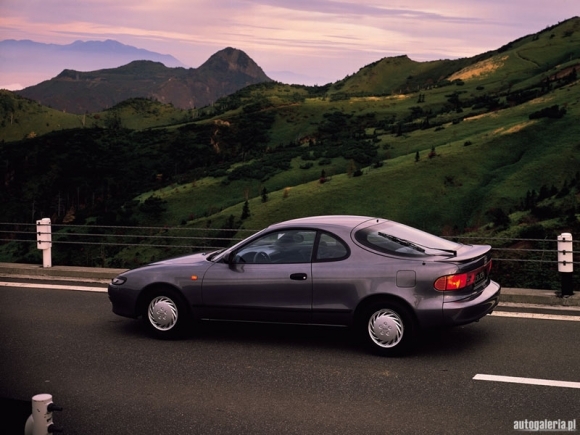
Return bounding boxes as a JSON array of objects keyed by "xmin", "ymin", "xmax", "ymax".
[{"xmin": 354, "ymin": 221, "xmax": 461, "ymax": 257}]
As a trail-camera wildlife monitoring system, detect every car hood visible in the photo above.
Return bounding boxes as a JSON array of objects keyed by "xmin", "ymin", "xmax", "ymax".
[{"xmin": 148, "ymin": 252, "xmax": 212, "ymax": 266}]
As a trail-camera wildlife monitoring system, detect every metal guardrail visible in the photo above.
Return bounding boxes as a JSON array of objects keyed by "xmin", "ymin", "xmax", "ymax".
[
  {"xmin": 0, "ymin": 222, "xmax": 258, "ymax": 252},
  {"xmin": 447, "ymin": 235, "xmax": 579, "ymax": 265},
  {"xmin": 0, "ymin": 221, "xmax": 578, "ymax": 267},
  {"xmin": 1, "ymin": 220, "xmax": 578, "ymax": 292}
]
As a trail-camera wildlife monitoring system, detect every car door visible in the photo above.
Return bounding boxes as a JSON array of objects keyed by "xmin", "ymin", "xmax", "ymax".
[
  {"xmin": 201, "ymin": 229, "xmax": 316, "ymax": 323},
  {"xmin": 310, "ymin": 231, "xmax": 356, "ymax": 326}
]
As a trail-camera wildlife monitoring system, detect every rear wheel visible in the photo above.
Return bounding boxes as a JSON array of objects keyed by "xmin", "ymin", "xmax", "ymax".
[
  {"xmin": 143, "ymin": 288, "xmax": 190, "ymax": 339},
  {"xmin": 359, "ymin": 300, "xmax": 416, "ymax": 356}
]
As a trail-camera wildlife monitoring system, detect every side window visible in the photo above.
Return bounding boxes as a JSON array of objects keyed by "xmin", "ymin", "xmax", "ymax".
[
  {"xmin": 235, "ymin": 230, "xmax": 316, "ymax": 264},
  {"xmin": 315, "ymin": 232, "xmax": 349, "ymax": 261}
]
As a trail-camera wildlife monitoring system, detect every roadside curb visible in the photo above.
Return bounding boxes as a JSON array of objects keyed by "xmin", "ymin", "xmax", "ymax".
[
  {"xmin": 0, "ymin": 262, "xmax": 127, "ymax": 283},
  {"xmin": 500, "ymin": 288, "xmax": 580, "ymax": 307}
]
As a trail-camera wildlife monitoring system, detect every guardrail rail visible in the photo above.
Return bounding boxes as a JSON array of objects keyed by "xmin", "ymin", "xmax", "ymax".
[{"xmin": 1, "ymin": 221, "xmax": 578, "ymax": 291}]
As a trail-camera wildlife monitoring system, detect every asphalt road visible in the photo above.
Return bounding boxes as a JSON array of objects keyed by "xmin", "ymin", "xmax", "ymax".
[{"xmin": 1, "ymin": 285, "xmax": 579, "ymax": 435}]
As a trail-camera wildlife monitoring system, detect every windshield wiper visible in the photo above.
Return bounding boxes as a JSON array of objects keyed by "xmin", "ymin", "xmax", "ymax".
[
  {"xmin": 378, "ymin": 232, "xmax": 456, "ymax": 256},
  {"xmin": 378, "ymin": 232, "xmax": 425, "ymax": 253}
]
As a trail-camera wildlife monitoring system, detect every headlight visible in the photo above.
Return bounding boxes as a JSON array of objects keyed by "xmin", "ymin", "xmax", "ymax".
[{"xmin": 111, "ymin": 276, "xmax": 127, "ymax": 286}]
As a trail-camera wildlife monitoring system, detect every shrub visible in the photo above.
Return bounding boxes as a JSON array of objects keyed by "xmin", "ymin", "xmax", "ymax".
[
  {"xmin": 486, "ymin": 208, "xmax": 510, "ymax": 229},
  {"xmin": 529, "ymin": 105, "xmax": 566, "ymax": 120}
]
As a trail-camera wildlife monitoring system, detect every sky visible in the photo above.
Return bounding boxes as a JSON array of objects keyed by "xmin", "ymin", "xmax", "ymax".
[{"xmin": 1, "ymin": 0, "xmax": 578, "ymax": 86}]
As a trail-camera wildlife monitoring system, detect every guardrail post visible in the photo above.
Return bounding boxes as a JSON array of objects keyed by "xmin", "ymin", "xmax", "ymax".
[
  {"xmin": 557, "ymin": 233, "xmax": 574, "ymax": 297},
  {"xmin": 36, "ymin": 218, "xmax": 52, "ymax": 268}
]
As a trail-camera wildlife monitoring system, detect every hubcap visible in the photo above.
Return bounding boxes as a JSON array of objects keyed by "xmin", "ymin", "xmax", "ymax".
[
  {"xmin": 368, "ymin": 309, "xmax": 404, "ymax": 348},
  {"xmin": 148, "ymin": 296, "xmax": 178, "ymax": 331}
]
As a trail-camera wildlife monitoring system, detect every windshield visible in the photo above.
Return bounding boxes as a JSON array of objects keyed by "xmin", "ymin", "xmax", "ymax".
[{"xmin": 354, "ymin": 221, "xmax": 461, "ymax": 257}]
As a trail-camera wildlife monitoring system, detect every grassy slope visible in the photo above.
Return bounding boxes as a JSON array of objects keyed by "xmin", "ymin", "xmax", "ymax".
[
  {"xmin": 0, "ymin": 90, "xmax": 91, "ymax": 141},
  {"xmin": 150, "ymin": 79, "xmax": 578, "ymax": 237},
  {"xmin": 0, "ymin": 93, "xmax": 190, "ymax": 141}
]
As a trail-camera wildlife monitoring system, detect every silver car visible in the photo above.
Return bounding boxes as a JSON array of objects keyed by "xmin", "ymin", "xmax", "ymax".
[{"xmin": 108, "ymin": 215, "xmax": 500, "ymax": 356}]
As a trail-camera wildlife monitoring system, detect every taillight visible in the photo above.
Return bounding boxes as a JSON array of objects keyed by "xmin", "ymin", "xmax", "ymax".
[
  {"xmin": 434, "ymin": 260, "xmax": 492, "ymax": 291},
  {"xmin": 434, "ymin": 274, "xmax": 467, "ymax": 291}
]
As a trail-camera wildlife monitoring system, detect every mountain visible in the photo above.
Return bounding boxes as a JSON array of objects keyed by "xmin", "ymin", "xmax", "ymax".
[
  {"xmin": 0, "ymin": 39, "xmax": 187, "ymax": 90},
  {"xmin": 15, "ymin": 47, "xmax": 273, "ymax": 113}
]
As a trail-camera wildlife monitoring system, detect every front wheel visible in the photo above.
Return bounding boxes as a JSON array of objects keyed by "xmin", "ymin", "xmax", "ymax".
[
  {"xmin": 143, "ymin": 288, "xmax": 190, "ymax": 339},
  {"xmin": 358, "ymin": 301, "xmax": 416, "ymax": 356}
]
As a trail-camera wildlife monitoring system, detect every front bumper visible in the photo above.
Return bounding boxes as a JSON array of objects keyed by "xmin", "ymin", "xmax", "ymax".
[
  {"xmin": 442, "ymin": 280, "xmax": 501, "ymax": 326},
  {"xmin": 108, "ymin": 285, "xmax": 140, "ymax": 318}
]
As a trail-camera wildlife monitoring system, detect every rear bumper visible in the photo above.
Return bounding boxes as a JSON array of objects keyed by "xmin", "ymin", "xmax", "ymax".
[{"xmin": 442, "ymin": 280, "xmax": 501, "ymax": 326}]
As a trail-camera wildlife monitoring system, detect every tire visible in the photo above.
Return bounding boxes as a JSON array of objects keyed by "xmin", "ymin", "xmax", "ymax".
[
  {"xmin": 143, "ymin": 288, "xmax": 190, "ymax": 339},
  {"xmin": 358, "ymin": 300, "xmax": 416, "ymax": 356}
]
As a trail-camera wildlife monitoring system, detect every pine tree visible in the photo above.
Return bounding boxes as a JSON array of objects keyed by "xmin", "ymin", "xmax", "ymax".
[{"xmin": 241, "ymin": 200, "xmax": 250, "ymax": 220}]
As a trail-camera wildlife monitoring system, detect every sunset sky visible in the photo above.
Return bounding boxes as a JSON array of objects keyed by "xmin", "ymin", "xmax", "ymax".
[{"xmin": 1, "ymin": 0, "xmax": 578, "ymax": 85}]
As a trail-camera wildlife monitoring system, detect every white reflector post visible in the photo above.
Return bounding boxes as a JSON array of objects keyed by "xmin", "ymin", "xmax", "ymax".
[
  {"xmin": 557, "ymin": 233, "xmax": 573, "ymax": 296},
  {"xmin": 558, "ymin": 233, "xmax": 573, "ymax": 273},
  {"xmin": 36, "ymin": 218, "xmax": 52, "ymax": 268},
  {"xmin": 25, "ymin": 394, "xmax": 54, "ymax": 435}
]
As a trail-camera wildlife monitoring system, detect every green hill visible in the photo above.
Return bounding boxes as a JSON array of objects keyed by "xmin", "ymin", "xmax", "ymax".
[{"xmin": 0, "ymin": 91, "xmax": 194, "ymax": 141}]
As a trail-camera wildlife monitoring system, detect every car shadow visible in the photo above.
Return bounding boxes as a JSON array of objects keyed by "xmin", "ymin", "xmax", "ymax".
[
  {"xmin": 412, "ymin": 323, "xmax": 496, "ymax": 357},
  {"xmin": 108, "ymin": 317, "xmax": 495, "ymax": 357},
  {"xmin": 196, "ymin": 320, "xmax": 358, "ymax": 353}
]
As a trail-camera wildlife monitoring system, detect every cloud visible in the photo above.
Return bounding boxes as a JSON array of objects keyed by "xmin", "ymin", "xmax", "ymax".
[{"xmin": 1, "ymin": 83, "xmax": 25, "ymax": 91}]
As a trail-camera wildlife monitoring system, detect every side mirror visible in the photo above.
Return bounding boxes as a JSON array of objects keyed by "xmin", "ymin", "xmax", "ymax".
[{"xmin": 225, "ymin": 251, "xmax": 237, "ymax": 264}]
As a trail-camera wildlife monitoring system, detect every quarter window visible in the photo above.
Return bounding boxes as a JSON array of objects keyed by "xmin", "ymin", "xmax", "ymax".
[
  {"xmin": 315, "ymin": 232, "xmax": 349, "ymax": 261},
  {"xmin": 354, "ymin": 221, "xmax": 461, "ymax": 257}
]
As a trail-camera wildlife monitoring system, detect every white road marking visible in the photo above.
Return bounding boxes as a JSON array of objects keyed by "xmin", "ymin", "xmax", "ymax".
[
  {"xmin": 0, "ymin": 281, "xmax": 107, "ymax": 292},
  {"xmin": 473, "ymin": 374, "xmax": 580, "ymax": 389},
  {"xmin": 499, "ymin": 302, "xmax": 580, "ymax": 312},
  {"xmin": 491, "ymin": 311, "xmax": 580, "ymax": 321}
]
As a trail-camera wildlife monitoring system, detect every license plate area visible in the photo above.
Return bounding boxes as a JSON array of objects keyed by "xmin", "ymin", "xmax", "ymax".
[
  {"xmin": 474, "ymin": 270, "xmax": 486, "ymax": 286},
  {"xmin": 473, "ymin": 261, "xmax": 491, "ymax": 289}
]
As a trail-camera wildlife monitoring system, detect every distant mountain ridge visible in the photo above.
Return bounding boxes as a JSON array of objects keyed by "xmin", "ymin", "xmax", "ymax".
[
  {"xmin": 7, "ymin": 17, "xmax": 580, "ymax": 115},
  {"xmin": 0, "ymin": 39, "xmax": 187, "ymax": 90},
  {"xmin": 16, "ymin": 47, "xmax": 273, "ymax": 113}
]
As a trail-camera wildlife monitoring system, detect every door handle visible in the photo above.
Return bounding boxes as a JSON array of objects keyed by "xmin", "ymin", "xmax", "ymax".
[{"xmin": 290, "ymin": 273, "xmax": 308, "ymax": 281}]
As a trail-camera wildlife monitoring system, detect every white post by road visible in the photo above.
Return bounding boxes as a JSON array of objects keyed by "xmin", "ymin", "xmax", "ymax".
[
  {"xmin": 557, "ymin": 232, "xmax": 573, "ymax": 296},
  {"xmin": 24, "ymin": 393, "xmax": 63, "ymax": 435},
  {"xmin": 36, "ymin": 218, "xmax": 52, "ymax": 268}
]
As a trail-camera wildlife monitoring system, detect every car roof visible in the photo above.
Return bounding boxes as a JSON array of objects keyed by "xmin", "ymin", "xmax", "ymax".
[{"xmin": 267, "ymin": 215, "xmax": 386, "ymax": 230}]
